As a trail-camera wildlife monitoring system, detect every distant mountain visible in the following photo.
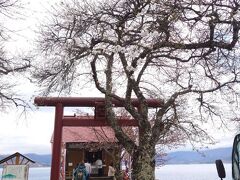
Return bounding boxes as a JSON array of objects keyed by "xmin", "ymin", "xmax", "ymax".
[
  {"xmin": 24, "ymin": 153, "xmax": 51, "ymax": 166},
  {"xmin": 0, "ymin": 147, "xmax": 232, "ymax": 167},
  {"xmin": 156, "ymin": 147, "xmax": 232, "ymax": 165}
]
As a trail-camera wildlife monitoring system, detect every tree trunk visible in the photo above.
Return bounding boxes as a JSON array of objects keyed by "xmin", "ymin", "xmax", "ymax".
[{"xmin": 131, "ymin": 144, "xmax": 155, "ymax": 180}]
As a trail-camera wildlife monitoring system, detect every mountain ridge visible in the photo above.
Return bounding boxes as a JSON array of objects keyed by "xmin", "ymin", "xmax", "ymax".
[
  {"xmin": 0, "ymin": 147, "xmax": 232, "ymax": 167},
  {"xmin": 156, "ymin": 147, "xmax": 232, "ymax": 165}
]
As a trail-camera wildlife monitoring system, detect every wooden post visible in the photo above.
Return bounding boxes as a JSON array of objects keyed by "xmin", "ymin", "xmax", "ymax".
[
  {"xmin": 51, "ymin": 103, "xmax": 63, "ymax": 180},
  {"xmin": 15, "ymin": 154, "xmax": 20, "ymax": 165}
]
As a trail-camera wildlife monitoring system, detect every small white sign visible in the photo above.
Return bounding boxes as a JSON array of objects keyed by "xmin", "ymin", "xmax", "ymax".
[{"xmin": 68, "ymin": 162, "xmax": 73, "ymax": 166}]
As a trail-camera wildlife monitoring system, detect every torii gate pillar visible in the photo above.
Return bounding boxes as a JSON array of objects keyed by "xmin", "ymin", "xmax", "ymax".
[{"xmin": 51, "ymin": 103, "xmax": 63, "ymax": 180}]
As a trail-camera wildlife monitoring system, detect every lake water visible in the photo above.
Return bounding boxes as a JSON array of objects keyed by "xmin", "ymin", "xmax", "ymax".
[
  {"xmin": 155, "ymin": 163, "xmax": 231, "ymax": 180},
  {"xmin": 0, "ymin": 163, "xmax": 232, "ymax": 180}
]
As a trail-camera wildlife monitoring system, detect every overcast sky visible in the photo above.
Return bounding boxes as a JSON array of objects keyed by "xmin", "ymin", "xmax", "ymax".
[
  {"xmin": 0, "ymin": 0, "xmax": 238, "ymax": 155},
  {"xmin": 0, "ymin": 0, "xmax": 56, "ymax": 155}
]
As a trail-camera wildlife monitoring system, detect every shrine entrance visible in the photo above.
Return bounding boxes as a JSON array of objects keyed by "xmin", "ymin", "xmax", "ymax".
[{"xmin": 34, "ymin": 97, "xmax": 163, "ymax": 180}]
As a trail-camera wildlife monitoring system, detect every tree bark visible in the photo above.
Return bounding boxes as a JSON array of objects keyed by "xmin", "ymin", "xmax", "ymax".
[{"xmin": 131, "ymin": 143, "xmax": 155, "ymax": 180}]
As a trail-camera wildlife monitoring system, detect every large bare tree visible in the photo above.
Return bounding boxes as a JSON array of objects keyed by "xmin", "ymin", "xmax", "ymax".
[
  {"xmin": 0, "ymin": 0, "xmax": 30, "ymax": 110},
  {"xmin": 34, "ymin": 0, "xmax": 240, "ymax": 179}
]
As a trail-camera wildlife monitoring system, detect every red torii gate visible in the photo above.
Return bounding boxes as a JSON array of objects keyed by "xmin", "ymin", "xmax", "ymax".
[{"xmin": 34, "ymin": 97, "xmax": 163, "ymax": 180}]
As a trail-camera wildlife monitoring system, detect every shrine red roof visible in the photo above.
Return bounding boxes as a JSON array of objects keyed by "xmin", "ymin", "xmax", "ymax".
[{"xmin": 61, "ymin": 127, "xmax": 117, "ymax": 143}]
